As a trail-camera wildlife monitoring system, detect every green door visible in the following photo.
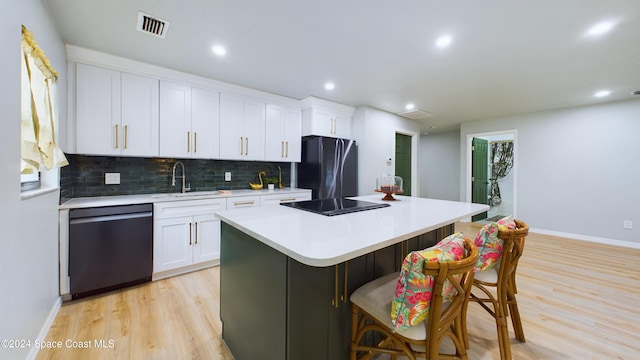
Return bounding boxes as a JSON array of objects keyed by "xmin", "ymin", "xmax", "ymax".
[
  {"xmin": 395, "ymin": 133, "xmax": 412, "ymax": 196},
  {"xmin": 472, "ymin": 138, "xmax": 488, "ymax": 221}
]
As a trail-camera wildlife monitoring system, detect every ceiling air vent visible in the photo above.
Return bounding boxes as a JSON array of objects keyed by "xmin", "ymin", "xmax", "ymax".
[
  {"xmin": 397, "ymin": 109, "xmax": 434, "ymax": 120},
  {"xmin": 137, "ymin": 12, "xmax": 170, "ymax": 38}
]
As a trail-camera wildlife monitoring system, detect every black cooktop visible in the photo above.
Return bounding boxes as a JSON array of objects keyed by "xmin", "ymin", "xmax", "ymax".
[{"xmin": 281, "ymin": 198, "xmax": 390, "ymax": 216}]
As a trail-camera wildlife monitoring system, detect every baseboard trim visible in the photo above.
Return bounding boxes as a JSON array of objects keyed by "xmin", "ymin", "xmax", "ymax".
[
  {"xmin": 152, "ymin": 260, "xmax": 220, "ymax": 281},
  {"xmin": 530, "ymin": 227, "xmax": 640, "ymax": 249},
  {"xmin": 27, "ymin": 296, "xmax": 62, "ymax": 360}
]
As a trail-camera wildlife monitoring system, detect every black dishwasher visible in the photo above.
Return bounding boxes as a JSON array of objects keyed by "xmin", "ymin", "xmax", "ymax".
[{"xmin": 69, "ymin": 203, "xmax": 153, "ymax": 299}]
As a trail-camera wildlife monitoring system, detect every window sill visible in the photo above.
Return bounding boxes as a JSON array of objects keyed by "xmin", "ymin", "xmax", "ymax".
[{"xmin": 21, "ymin": 186, "xmax": 59, "ymax": 200}]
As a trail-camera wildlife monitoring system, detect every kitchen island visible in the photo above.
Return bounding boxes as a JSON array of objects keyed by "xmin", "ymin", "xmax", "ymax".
[{"xmin": 215, "ymin": 195, "xmax": 488, "ymax": 360}]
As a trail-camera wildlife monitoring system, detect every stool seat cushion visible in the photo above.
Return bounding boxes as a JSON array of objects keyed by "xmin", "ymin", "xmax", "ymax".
[{"xmin": 351, "ymin": 273, "xmax": 451, "ymax": 341}]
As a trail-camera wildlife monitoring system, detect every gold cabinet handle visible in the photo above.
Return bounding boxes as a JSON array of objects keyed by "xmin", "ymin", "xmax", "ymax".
[
  {"xmin": 194, "ymin": 132, "xmax": 197, "ymax": 153},
  {"xmin": 187, "ymin": 131, "xmax": 191, "ymax": 152},
  {"xmin": 281, "ymin": 141, "xmax": 284, "ymax": 158},
  {"xmin": 233, "ymin": 200, "xmax": 255, "ymax": 206},
  {"xmin": 286, "ymin": 141, "xmax": 289, "ymax": 158},
  {"xmin": 333, "ymin": 264, "xmax": 339, "ymax": 308},
  {"xmin": 189, "ymin": 222, "xmax": 193, "ymax": 245},
  {"xmin": 194, "ymin": 222, "xmax": 198, "ymax": 244},
  {"xmin": 245, "ymin": 137, "xmax": 249, "ymax": 155},
  {"xmin": 343, "ymin": 261, "xmax": 348, "ymax": 303},
  {"xmin": 278, "ymin": 198, "xmax": 296, "ymax": 202},
  {"xmin": 115, "ymin": 124, "xmax": 119, "ymax": 149},
  {"xmin": 124, "ymin": 125, "xmax": 128, "ymax": 149}
]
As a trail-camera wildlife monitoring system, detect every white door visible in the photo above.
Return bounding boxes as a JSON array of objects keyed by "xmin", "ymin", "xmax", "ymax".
[
  {"xmin": 153, "ymin": 217, "xmax": 193, "ymax": 272},
  {"xmin": 160, "ymin": 81, "xmax": 192, "ymax": 158},
  {"xmin": 283, "ymin": 107, "xmax": 302, "ymax": 162},
  {"xmin": 76, "ymin": 64, "xmax": 121, "ymax": 155},
  {"xmin": 219, "ymin": 93, "xmax": 245, "ymax": 160},
  {"xmin": 121, "ymin": 73, "xmax": 159, "ymax": 157},
  {"xmin": 242, "ymin": 98, "xmax": 266, "ymax": 160},
  {"xmin": 265, "ymin": 104, "xmax": 285, "ymax": 161},
  {"xmin": 191, "ymin": 88, "xmax": 220, "ymax": 159},
  {"xmin": 192, "ymin": 214, "xmax": 220, "ymax": 264}
]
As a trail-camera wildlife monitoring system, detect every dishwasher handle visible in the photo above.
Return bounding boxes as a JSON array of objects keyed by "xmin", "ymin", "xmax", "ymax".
[{"xmin": 70, "ymin": 212, "xmax": 152, "ymax": 225}]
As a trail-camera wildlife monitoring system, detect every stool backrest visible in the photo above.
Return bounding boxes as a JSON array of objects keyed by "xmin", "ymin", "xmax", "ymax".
[{"xmin": 421, "ymin": 238, "xmax": 478, "ymax": 357}]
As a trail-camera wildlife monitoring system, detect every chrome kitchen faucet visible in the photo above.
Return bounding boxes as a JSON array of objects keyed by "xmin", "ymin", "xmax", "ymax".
[{"xmin": 171, "ymin": 161, "xmax": 191, "ymax": 193}]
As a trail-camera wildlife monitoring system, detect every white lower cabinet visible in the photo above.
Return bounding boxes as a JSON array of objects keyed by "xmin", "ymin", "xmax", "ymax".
[
  {"xmin": 152, "ymin": 190, "xmax": 311, "ymax": 278},
  {"xmin": 153, "ymin": 199, "xmax": 225, "ymax": 274},
  {"xmin": 227, "ymin": 195, "xmax": 260, "ymax": 209},
  {"xmin": 260, "ymin": 192, "xmax": 311, "ymax": 206}
]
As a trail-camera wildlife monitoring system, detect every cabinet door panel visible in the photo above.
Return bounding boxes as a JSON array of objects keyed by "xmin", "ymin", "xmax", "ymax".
[
  {"xmin": 192, "ymin": 214, "xmax": 220, "ymax": 263},
  {"xmin": 243, "ymin": 98, "xmax": 266, "ymax": 160},
  {"xmin": 265, "ymin": 104, "xmax": 285, "ymax": 161},
  {"xmin": 160, "ymin": 81, "xmax": 192, "ymax": 158},
  {"xmin": 312, "ymin": 109, "xmax": 334, "ymax": 137},
  {"xmin": 219, "ymin": 93, "xmax": 244, "ymax": 160},
  {"xmin": 76, "ymin": 64, "xmax": 121, "ymax": 155},
  {"xmin": 283, "ymin": 107, "xmax": 302, "ymax": 162},
  {"xmin": 153, "ymin": 217, "xmax": 192, "ymax": 272},
  {"xmin": 191, "ymin": 88, "xmax": 220, "ymax": 159},
  {"xmin": 121, "ymin": 73, "xmax": 159, "ymax": 156}
]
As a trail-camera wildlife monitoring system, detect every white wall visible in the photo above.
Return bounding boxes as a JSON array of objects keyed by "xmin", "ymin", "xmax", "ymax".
[
  {"xmin": 460, "ymin": 99, "xmax": 640, "ymax": 244},
  {"xmin": 0, "ymin": 1, "xmax": 66, "ymax": 359},
  {"xmin": 418, "ymin": 130, "xmax": 460, "ymax": 200},
  {"xmin": 352, "ymin": 106, "xmax": 421, "ymax": 197}
]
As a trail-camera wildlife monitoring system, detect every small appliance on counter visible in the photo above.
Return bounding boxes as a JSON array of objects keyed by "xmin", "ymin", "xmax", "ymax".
[{"xmin": 375, "ymin": 174, "xmax": 404, "ymax": 200}]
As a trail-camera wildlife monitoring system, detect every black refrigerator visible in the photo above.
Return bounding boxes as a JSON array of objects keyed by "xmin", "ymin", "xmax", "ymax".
[{"xmin": 297, "ymin": 135, "xmax": 357, "ymax": 199}]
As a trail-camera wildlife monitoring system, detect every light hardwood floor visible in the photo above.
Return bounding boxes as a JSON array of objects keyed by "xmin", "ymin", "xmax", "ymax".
[{"xmin": 37, "ymin": 222, "xmax": 640, "ymax": 359}]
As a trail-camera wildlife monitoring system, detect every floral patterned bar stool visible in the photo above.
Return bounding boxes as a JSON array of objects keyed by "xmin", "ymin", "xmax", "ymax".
[
  {"xmin": 462, "ymin": 217, "xmax": 529, "ymax": 360},
  {"xmin": 350, "ymin": 234, "xmax": 479, "ymax": 360}
]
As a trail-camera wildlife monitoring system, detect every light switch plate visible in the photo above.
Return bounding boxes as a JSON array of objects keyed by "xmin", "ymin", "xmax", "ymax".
[
  {"xmin": 105, "ymin": 173, "xmax": 121, "ymax": 185},
  {"xmin": 623, "ymin": 220, "xmax": 632, "ymax": 229},
  {"xmin": 225, "ymin": 172, "xmax": 231, "ymax": 181}
]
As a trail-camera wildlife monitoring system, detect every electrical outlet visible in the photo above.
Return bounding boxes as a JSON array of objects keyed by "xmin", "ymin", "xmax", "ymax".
[
  {"xmin": 105, "ymin": 173, "xmax": 120, "ymax": 185},
  {"xmin": 623, "ymin": 220, "xmax": 632, "ymax": 229},
  {"xmin": 225, "ymin": 172, "xmax": 231, "ymax": 181}
]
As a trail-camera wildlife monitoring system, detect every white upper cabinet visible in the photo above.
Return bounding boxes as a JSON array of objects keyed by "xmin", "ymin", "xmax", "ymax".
[
  {"xmin": 219, "ymin": 93, "xmax": 266, "ymax": 160},
  {"xmin": 160, "ymin": 81, "xmax": 220, "ymax": 159},
  {"xmin": 76, "ymin": 63, "xmax": 159, "ymax": 156},
  {"xmin": 191, "ymin": 87, "xmax": 221, "ymax": 159},
  {"xmin": 265, "ymin": 103, "xmax": 302, "ymax": 162},
  {"xmin": 300, "ymin": 96, "xmax": 355, "ymax": 139}
]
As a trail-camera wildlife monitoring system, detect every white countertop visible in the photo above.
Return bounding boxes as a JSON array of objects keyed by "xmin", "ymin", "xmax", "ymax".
[
  {"xmin": 215, "ymin": 194, "xmax": 489, "ymax": 267},
  {"xmin": 59, "ymin": 188, "xmax": 311, "ymax": 209}
]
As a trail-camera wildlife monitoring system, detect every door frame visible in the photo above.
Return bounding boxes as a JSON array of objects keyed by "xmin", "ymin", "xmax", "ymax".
[
  {"xmin": 395, "ymin": 129, "xmax": 419, "ymax": 197},
  {"xmin": 465, "ymin": 130, "xmax": 518, "ymax": 219}
]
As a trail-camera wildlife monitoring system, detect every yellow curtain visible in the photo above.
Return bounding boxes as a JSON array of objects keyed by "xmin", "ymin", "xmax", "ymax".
[{"xmin": 21, "ymin": 25, "xmax": 68, "ymax": 174}]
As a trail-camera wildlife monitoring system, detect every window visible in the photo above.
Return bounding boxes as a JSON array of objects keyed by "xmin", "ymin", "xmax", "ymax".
[{"xmin": 20, "ymin": 25, "xmax": 68, "ymax": 192}]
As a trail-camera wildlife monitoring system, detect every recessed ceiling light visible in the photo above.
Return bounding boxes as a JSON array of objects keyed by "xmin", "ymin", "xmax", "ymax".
[
  {"xmin": 405, "ymin": 103, "xmax": 415, "ymax": 111},
  {"xmin": 435, "ymin": 35, "xmax": 453, "ymax": 48},
  {"xmin": 594, "ymin": 90, "xmax": 611, "ymax": 98},
  {"xmin": 212, "ymin": 45, "xmax": 227, "ymax": 56},
  {"xmin": 324, "ymin": 82, "xmax": 335, "ymax": 91},
  {"xmin": 586, "ymin": 21, "xmax": 615, "ymax": 36}
]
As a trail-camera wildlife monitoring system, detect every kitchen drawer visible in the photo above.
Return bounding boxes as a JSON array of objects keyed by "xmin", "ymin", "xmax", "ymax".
[
  {"xmin": 227, "ymin": 196, "xmax": 260, "ymax": 209},
  {"xmin": 154, "ymin": 198, "xmax": 227, "ymax": 219},
  {"xmin": 260, "ymin": 192, "xmax": 311, "ymax": 206}
]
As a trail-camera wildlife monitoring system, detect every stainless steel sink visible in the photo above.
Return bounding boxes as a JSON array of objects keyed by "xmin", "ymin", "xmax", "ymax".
[{"xmin": 151, "ymin": 191, "xmax": 220, "ymax": 199}]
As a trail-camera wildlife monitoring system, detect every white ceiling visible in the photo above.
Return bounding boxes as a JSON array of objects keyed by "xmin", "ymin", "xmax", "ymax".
[{"xmin": 43, "ymin": 0, "xmax": 640, "ymax": 133}]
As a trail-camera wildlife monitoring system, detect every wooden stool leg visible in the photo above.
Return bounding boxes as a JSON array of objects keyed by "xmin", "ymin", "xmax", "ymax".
[
  {"xmin": 508, "ymin": 299, "xmax": 525, "ymax": 342},
  {"xmin": 350, "ymin": 305, "xmax": 359, "ymax": 360},
  {"xmin": 461, "ymin": 297, "xmax": 470, "ymax": 349},
  {"xmin": 496, "ymin": 315, "xmax": 512, "ymax": 360}
]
